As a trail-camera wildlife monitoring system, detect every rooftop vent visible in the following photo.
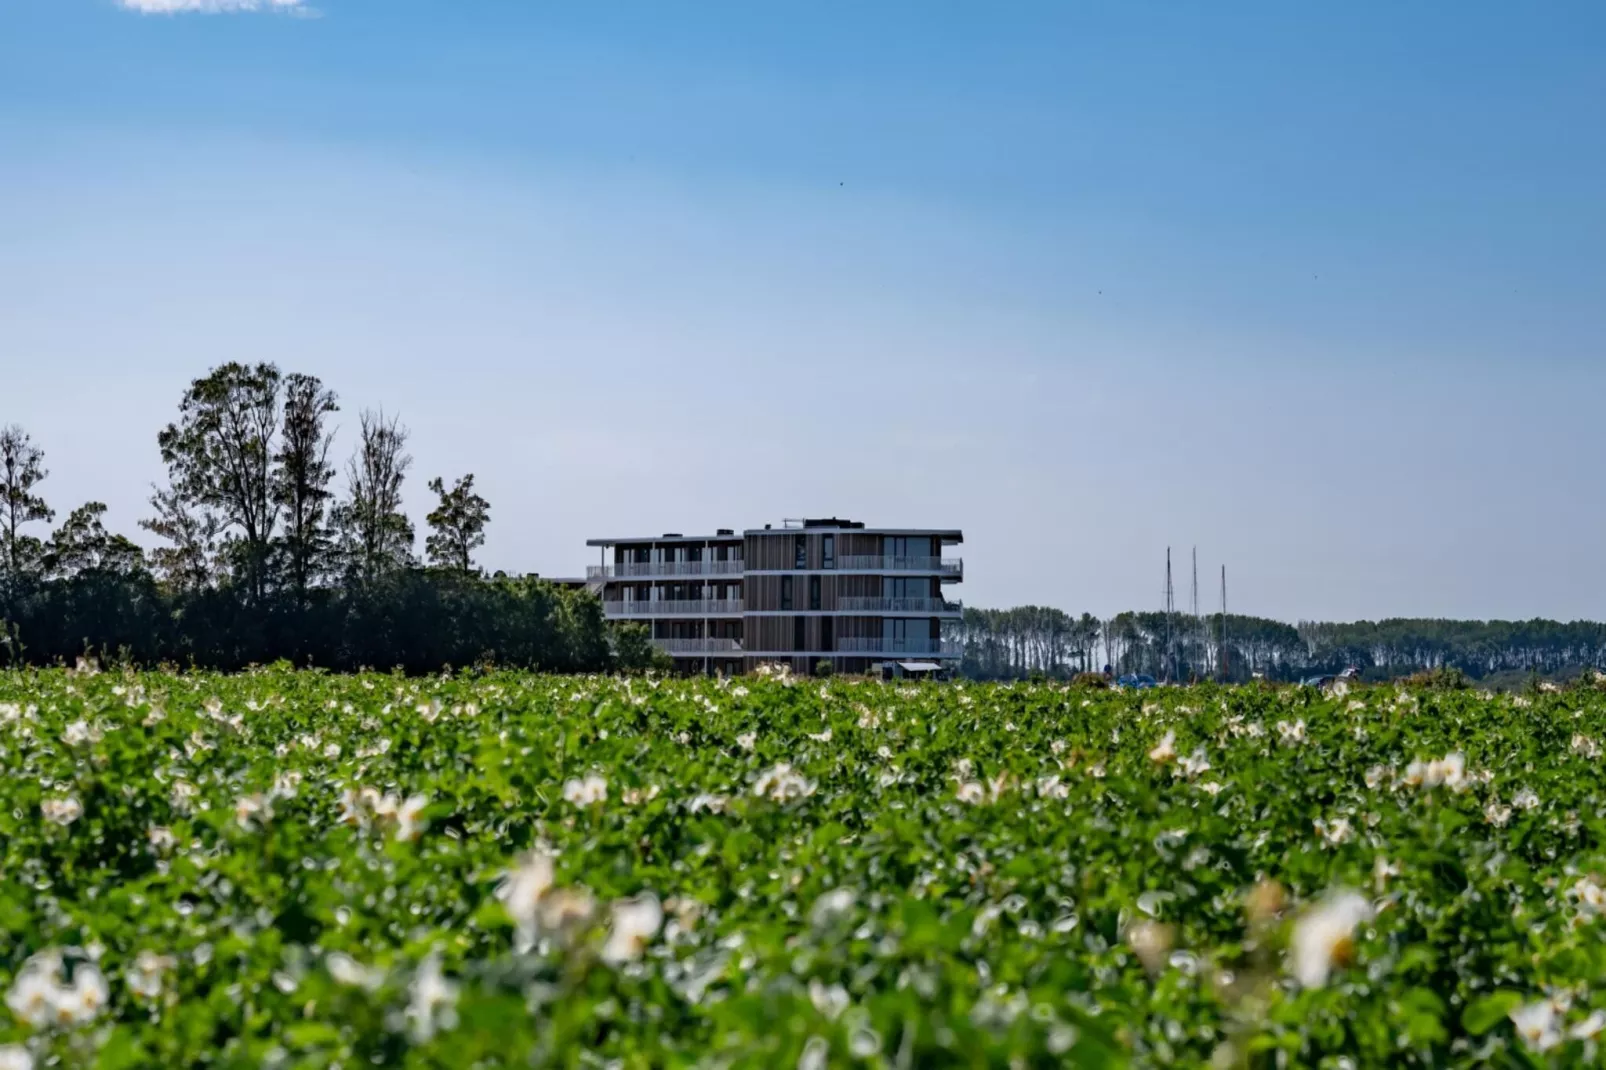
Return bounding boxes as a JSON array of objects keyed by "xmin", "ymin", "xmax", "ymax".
[
  {"xmin": 803, "ymin": 517, "xmax": 864, "ymax": 529},
  {"xmin": 662, "ymin": 533, "xmax": 683, "ymax": 538},
  {"xmin": 716, "ymin": 528, "xmax": 734, "ymax": 536}
]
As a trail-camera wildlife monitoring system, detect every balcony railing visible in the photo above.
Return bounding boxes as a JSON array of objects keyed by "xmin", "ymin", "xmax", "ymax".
[
  {"xmin": 836, "ymin": 597, "xmax": 964, "ymax": 614},
  {"xmin": 652, "ymin": 637, "xmax": 744, "ymax": 655},
  {"xmin": 588, "ymin": 560, "xmax": 744, "ymax": 580},
  {"xmin": 833, "ymin": 638, "xmax": 963, "ymax": 656},
  {"xmin": 834, "ymin": 556, "xmax": 963, "ymax": 576},
  {"xmin": 604, "ymin": 599, "xmax": 744, "ymax": 617}
]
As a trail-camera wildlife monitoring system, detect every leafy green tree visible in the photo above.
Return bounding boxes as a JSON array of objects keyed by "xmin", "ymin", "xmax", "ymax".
[
  {"xmin": 140, "ymin": 484, "xmax": 223, "ymax": 594},
  {"xmin": 43, "ymin": 502, "xmax": 146, "ymax": 578},
  {"xmin": 425, "ymin": 474, "xmax": 491, "ymax": 573},
  {"xmin": 612, "ymin": 621, "xmax": 671, "ymax": 673},
  {"xmin": 156, "ymin": 362, "xmax": 283, "ymax": 603},
  {"xmin": 0, "ymin": 424, "xmax": 53, "ymax": 610}
]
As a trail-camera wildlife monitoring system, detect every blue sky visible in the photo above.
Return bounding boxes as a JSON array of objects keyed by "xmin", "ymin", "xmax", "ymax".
[{"xmin": 3, "ymin": 0, "xmax": 1604, "ymax": 620}]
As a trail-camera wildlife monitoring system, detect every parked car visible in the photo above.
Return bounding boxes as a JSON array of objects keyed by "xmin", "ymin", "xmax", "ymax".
[
  {"xmin": 1301, "ymin": 666, "xmax": 1360, "ymax": 689},
  {"xmin": 1115, "ymin": 673, "xmax": 1158, "ymax": 689}
]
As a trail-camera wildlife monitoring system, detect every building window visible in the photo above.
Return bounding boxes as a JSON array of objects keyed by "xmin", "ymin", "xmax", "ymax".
[
  {"xmin": 809, "ymin": 575, "xmax": 821, "ymax": 611},
  {"xmin": 795, "ymin": 535, "xmax": 807, "ymax": 569},
  {"xmin": 781, "ymin": 576, "xmax": 793, "ymax": 611},
  {"xmin": 821, "ymin": 617, "xmax": 833, "ymax": 652},
  {"xmin": 794, "ymin": 616, "xmax": 806, "ymax": 651},
  {"xmin": 823, "ymin": 534, "xmax": 835, "ymax": 569}
]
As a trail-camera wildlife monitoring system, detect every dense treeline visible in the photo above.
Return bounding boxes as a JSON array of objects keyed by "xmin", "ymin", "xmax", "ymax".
[
  {"xmin": 959, "ymin": 606, "xmax": 1606, "ymax": 683},
  {"xmin": 0, "ymin": 363, "xmax": 662, "ymax": 673}
]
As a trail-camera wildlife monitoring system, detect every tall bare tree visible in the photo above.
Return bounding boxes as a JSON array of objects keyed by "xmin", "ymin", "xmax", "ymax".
[
  {"xmin": 425, "ymin": 473, "xmax": 491, "ymax": 572},
  {"xmin": 274, "ymin": 374, "xmax": 339, "ymax": 605},
  {"xmin": 0, "ymin": 425, "xmax": 54, "ymax": 608},
  {"xmin": 156, "ymin": 363, "xmax": 283, "ymax": 602},
  {"xmin": 331, "ymin": 409, "xmax": 415, "ymax": 582}
]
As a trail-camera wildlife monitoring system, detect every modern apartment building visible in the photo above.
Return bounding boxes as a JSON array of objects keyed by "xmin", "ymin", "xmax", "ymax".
[{"xmin": 584, "ymin": 518, "xmax": 963, "ymax": 675}]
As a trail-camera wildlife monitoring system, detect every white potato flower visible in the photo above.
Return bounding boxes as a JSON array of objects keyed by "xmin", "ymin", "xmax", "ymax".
[
  {"xmin": 496, "ymin": 851, "xmax": 556, "ymax": 950},
  {"xmin": 1289, "ymin": 890, "xmax": 1372, "ymax": 989},
  {"xmin": 126, "ymin": 950, "xmax": 176, "ymax": 1000},
  {"xmin": 326, "ymin": 952, "xmax": 385, "ymax": 991},
  {"xmin": 233, "ymin": 793, "xmax": 273, "ymax": 831},
  {"xmin": 752, "ymin": 763, "xmax": 815, "ymax": 803},
  {"xmin": 394, "ymin": 794, "xmax": 429, "ymax": 842},
  {"xmin": 1147, "ymin": 731, "xmax": 1177, "ymax": 764},
  {"xmin": 41, "ymin": 797, "xmax": 83, "ymax": 826},
  {"xmin": 1571, "ymin": 1009, "xmax": 1606, "ymax": 1041},
  {"xmin": 809, "ymin": 888, "xmax": 856, "ymax": 928},
  {"xmin": 601, "ymin": 893, "xmax": 663, "ymax": 965},
  {"xmin": 1510, "ymin": 1000, "xmax": 1561, "ymax": 1052},
  {"xmin": 562, "ymin": 774, "xmax": 608, "ymax": 807},
  {"xmin": 1313, "ymin": 816, "xmax": 1354, "ymax": 848},
  {"xmin": 1177, "ymin": 747, "xmax": 1210, "ymax": 778},
  {"xmin": 405, "ymin": 952, "xmax": 458, "ymax": 1042}
]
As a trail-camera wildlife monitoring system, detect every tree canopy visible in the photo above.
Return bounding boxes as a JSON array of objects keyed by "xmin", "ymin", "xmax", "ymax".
[{"xmin": 0, "ymin": 364, "xmax": 661, "ymax": 674}]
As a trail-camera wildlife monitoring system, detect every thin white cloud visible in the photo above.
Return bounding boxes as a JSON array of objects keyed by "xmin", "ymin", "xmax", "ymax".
[{"xmin": 116, "ymin": 0, "xmax": 307, "ymax": 13}]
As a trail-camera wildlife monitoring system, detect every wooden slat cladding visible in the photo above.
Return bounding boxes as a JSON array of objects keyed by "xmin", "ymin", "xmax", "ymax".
[
  {"xmin": 739, "ymin": 615, "xmax": 889, "ymax": 646},
  {"xmin": 743, "ymin": 615, "xmax": 892, "ymax": 651},
  {"xmin": 834, "ymin": 575, "xmax": 881, "ymax": 598},
  {"xmin": 837, "ymin": 533, "xmax": 882, "ymax": 558},
  {"xmin": 743, "ymin": 531, "xmax": 846, "ymax": 570},
  {"xmin": 744, "ymin": 534, "xmax": 794, "ymax": 570},
  {"xmin": 743, "ymin": 531, "xmax": 957, "ymax": 571},
  {"xmin": 745, "ymin": 576, "xmax": 783, "ymax": 611},
  {"xmin": 747, "ymin": 616, "xmax": 791, "ymax": 651},
  {"xmin": 835, "ymin": 616, "xmax": 883, "ymax": 639}
]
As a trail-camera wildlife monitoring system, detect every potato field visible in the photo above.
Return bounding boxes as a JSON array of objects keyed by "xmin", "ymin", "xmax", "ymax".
[{"xmin": 2, "ymin": 667, "xmax": 1603, "ymax": 1067}]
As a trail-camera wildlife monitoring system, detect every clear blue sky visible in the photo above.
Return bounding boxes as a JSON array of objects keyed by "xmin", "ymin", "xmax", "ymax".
[{"xmin": 3, "ymin": 0, "xmax": 1604, "ymax": 621}]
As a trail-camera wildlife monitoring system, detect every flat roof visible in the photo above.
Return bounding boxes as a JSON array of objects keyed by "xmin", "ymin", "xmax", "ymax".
[
  {"xmin": 588, "ymin": 525, "xmax": 962, "ymax": 547},
  {"xmin": 748, "ymin": 527, "xmax": 961, "ymax": 542},
  {"xmin": 586, "ymin": 533, "xmax": 744, "ymax": 547}
]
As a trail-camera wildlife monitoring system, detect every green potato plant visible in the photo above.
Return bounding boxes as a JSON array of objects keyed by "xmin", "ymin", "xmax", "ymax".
[{"xmin": 1, "ymin": 667, "xmax": 1603, "ymax": 1067}]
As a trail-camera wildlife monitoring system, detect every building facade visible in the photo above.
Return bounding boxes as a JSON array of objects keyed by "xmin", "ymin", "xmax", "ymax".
[{"xmin": 585, "ymin": 518, "xmax": 963, "ymax": 674}]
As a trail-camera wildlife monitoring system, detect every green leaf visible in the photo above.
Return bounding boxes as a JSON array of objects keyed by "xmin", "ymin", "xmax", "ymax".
[{"xmin": 1463, "ymin": 991, "xmax": 1523, "ymax": 1035}]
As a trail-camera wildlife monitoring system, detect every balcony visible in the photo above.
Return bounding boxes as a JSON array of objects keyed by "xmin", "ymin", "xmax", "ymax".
[
  {"xmin": 652, "ymin": 637, "xmax": 744, "ymax": 655},
  {"xmin": 836, "ymin": 597, "xmax": 964, "ymax": 615},
  {"xmin": 588, "ymin": 560, "xmax": 744, "ymax": 580},
  {"xmin": 833, "ymin": 638, "xmax": 963, "ymax": 656},
  {"xmin": 603, "ymin": 599, "xmax": 744, "ymax": 618},
  {"xmin": 834, "ymin": 555, "xmax": 963, "ymax": 577}
]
